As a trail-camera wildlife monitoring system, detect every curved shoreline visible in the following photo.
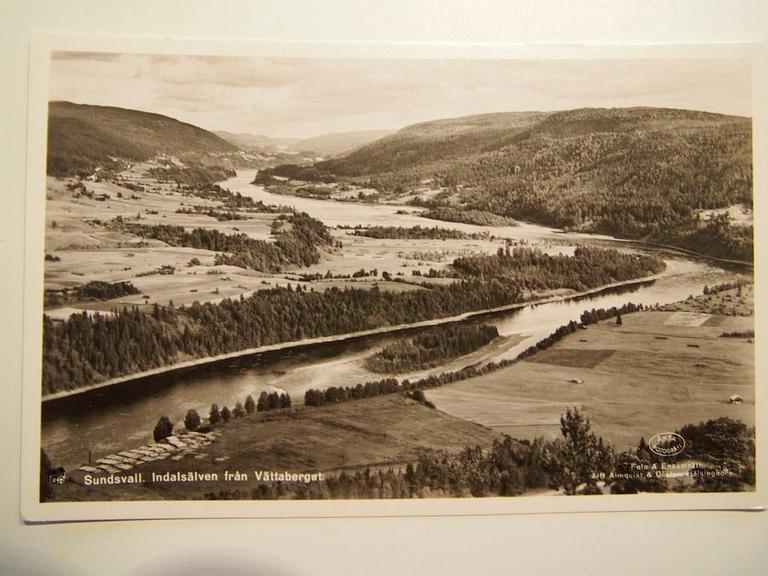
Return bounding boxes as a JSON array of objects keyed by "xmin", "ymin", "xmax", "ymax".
[
  {"xmin": 42, "ymin": 271, "xmax": 665, "ymax": 403},
  {"xmin": 624, "ymin": 239, "xmax": 753, "ymax": 269},
  {"xmin": 243, "ymin": 173, "xmax": 752, "ymax": 268}
]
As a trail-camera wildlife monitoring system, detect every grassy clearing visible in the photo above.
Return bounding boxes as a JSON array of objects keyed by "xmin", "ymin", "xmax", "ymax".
[
  {"xmin": 427, "ymin": 305, "xmax": 754, "ymax": 450},
  {"xmin": 44, "ymin": 169, "xmax": 583, "ymax": 313},
  {"xmin": 526, "ymin": 348, "xmax": 616, "ymax": 369},
  {"xmin": 304, "ymin": 232, "xmax": 503, "ymax": 278},
  {"xmin": 45, "ymin": 176, "xmax": 276, "ymax": 252},
  {"xmin": 54, "ymin": 394, "xmax": 499, "ymax": 501}
]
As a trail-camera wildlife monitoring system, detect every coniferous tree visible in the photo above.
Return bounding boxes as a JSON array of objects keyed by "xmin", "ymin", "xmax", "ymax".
[
  {"xmin": 184, "ymin": 409, "xmax": 201, "ymax": 431},
  {"xmin": 221, "ymin": 406, "xmax": 231, "ymax": 423},
  {"xmin": 257, "ymin": 391, "xmax": 269, "ymax": 412},
  {"xmin": 543, "ymin": 408, "xmax": 614, "ymax": 495},
  {"xmin": 209, "ymin": 403, "xmax": 221, "ymax": 426},
  {"xmin": 153, "ymin": 416, "xmax": 173, "ymax": 442}
]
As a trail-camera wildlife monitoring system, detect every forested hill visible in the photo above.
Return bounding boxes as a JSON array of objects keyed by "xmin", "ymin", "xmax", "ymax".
[
  {"xmin": 307, "ymin": 107, "xmax": 753, "ymax": 261},
  {"xmin": 317, "ymin": 107, "xmax": 749, "ymax": 184},
  {"xmin": 317, "ymin": 111, "xmax": 550, "ymax": 176},
  {"xmin": 47, "ymin": 101, "xmax": 238, "ymax": 176}
]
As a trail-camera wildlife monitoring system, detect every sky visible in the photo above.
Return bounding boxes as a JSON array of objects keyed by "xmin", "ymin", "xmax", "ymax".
[{"xmin": 49, "ymin": 52, "xmax": 752, "ymax": 139}]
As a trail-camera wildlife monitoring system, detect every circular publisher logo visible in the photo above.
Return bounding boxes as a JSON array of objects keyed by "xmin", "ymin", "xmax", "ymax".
[{"xmin": 649, "ymin": 432, "xmax": 686, "ymax": 457}]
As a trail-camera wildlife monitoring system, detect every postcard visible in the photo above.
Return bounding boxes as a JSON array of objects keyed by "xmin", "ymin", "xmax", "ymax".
[{"xmin": 20, "ymin": 36, "xmax": 766, "ymax": 521}]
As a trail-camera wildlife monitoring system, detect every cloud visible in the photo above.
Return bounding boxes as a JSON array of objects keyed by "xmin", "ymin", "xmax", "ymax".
[
  {"xmin": 142, "ymin": 55, "xmax": 300, "ymax": 88},
  {"xmin": 49, "ymin": 51, "xmax": 752, "ymax": 138}
]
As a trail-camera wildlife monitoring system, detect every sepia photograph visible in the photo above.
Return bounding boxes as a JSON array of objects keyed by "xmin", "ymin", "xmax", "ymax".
[{"xmin": 22, "ymin": 39, "xmax": 761, "ymax": 519}]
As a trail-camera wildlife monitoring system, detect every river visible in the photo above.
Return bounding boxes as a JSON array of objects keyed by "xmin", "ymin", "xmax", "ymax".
[{"xmin": 41, "ymin": 170, "xmax": 745, "ymax": 469}]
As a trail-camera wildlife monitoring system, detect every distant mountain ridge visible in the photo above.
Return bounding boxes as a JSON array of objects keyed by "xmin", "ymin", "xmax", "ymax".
[
  {"xmin": 216, "ymin": 128, "xmax": 397, "ymax": 158},
  {"xmin": 292, "ymin": 129, "xmax": 397, "ymax": 158},
  {"xmin": 213, "ymin": 131, "xmax": 300, "ymax": 151},
  {"xmin": 302, "ymin": 106, "xmax": 752, "ymax": 261},
  {"xmin": 315, "ymin": 111, "xmax": 550, "ymax": 176},
  {"xmin": 316, "ymin": 107, "xmax": 748, "ymax": 178},
  {"xmin": 47, "ymin": 101, "xmax": 237, "ymax": 176}
]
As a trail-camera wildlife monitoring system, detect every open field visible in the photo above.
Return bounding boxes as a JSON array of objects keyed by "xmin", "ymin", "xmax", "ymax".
[
  {"xmin": 660, "ymin": 284, "xmax": 753, "ymax": 316},
  {"xmin": 54, "ymin": 394, "xmax": 499, "ymax": 501},
  {"xmin": 302, "ymin": 228, "xmax": 579, "ymax": 282},
  {"xmin": 427, "ymin": 301, "xmax": 754, "ymax": 451},
  {"xmin": 305, "ymin": 230, "xmax": 503, "ymax": 278},
  {"xmin": 44, "ymin": 172, "xmax": 283, "ymax": 307},
  {"xmin": 44, "ymin": 169, "xmax": 583, "ymax": 312},
  {"xmin": 45, "ymin": 175, "xmax": 276, "ymax": 253},
  {"xmin": 698, "ymin": 203, "xmax": 753, "ymax": 227}
]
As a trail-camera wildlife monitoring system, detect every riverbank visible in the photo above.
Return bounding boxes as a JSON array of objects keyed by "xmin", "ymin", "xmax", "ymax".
[
  {"xmin": 42, "ymin": 270, "xmax": 667, "ymax": 403},
  {"xmin": 51, "ymin": 286, "xmax": 755, "ymax": 502},
  {"xmin": 236, "ymin": 170, "xmax": 753, "ymax": 269},
  {"xmin": 428, "ymin": 286, "xmax": 755, "ymax": 450}
]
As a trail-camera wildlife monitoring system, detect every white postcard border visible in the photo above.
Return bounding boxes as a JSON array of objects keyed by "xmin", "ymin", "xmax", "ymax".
[{"xmin": 20, "ymin": 34, "xmax": 768, "ymax": 522}]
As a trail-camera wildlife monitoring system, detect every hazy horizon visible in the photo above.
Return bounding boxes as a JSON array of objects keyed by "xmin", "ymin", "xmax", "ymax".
[{"xmin": 50, "ymin": 52, "xmax": 752, "ymax": 139}]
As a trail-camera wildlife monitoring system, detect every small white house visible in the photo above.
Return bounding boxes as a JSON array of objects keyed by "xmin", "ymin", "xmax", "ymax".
[{"xmin": 729, "ymin": 394, "xmax": 744, "ymax": 404}]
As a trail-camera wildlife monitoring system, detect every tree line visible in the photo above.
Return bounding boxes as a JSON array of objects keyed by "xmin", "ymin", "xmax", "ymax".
[
  {"xmin": 301, "ymin": 302, "xmax": 642, "ymax": 409},
  {"xmin": 275, "ymin": 109, "xmax": 753, "ymax": 261},
  {"xmin": 46, "ymin": 280, "xmax": 141, "ymax": 307},
  {"xmin": 579, "ymin": 303, "xmax": 644, "ymax": 325},
  {"xmin": 110, "ymin": 211, "xmax": 332, "ymax": 273},
  {"xmin": 152, "ymin": 390, "xmax": 293, "ymax": 441},
  {"xmin": 147, "ymin": 165, "xmax": 236, "ymax": 187},
  {"xmin": 180, "ymin": 182, "xmax": 294, "ymax": 214},
  {"xmin": 453, "ymin": 246, "xmax": 665, "ymax": 291},
  {"xmin": 202, "ymin": 411, "xmax": 754, "ymax": 501},
  {"xmin": 175, "ymin": 206, "xmax": 252, "ymax": 221},
  {"xmin": 42, "ymin": 251, "xmax": 658, "ymax": 394},
  {"xmin": 420, "ymin": 207, "xmax": 517, "ymax": 227},
  {"xmin": 365, "ymin": 323, "xmax": 499, "ymax": 373},
  {"xmin": 304, "ymin": 319, "xmax": 585, "ymax": 407},
  {"xmin": 348, "ymin": 225, "xmax": 487, "ymax": 241}
]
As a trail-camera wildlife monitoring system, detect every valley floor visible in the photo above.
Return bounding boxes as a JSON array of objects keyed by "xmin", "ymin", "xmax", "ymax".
[
  {"xmin": 49, "ymin": 287, "xmax": 754, "ymax": 501},
  {"xmin": 428, "ymin": 286, "xmax": 754, "ymax": 450}
]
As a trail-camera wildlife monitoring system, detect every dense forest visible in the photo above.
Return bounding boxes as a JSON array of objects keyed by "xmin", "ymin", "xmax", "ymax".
[
  {"xmin": 253, "ymin": 164, "xmax": 337, "ymax": 185},
  {"xmin": 41, "ymin": 250, "xmax": 660, "ymax": 394},
  {"xmin": 653, "ymin": 213, "xmax": 753, "ymax": 262},
  {"xmin": 175, "ymin": 206, "xmax": 252, "ymax": 221},
  {"xmin": 453, "ymin": 246, "xmax": 665, "ymax": 291},
  {"xmin": 203, "ymin": 412, "xmax": 754, "ymax": 500},
  {"xmin": 146, "ymin": 165, "xmax": 236, "ymax": 187},
  {"xmin": 365, "ymin": 323, "xmax": 499, "ymax": 373},
  {"xmin": 45, "ymin": 280, "xmax": 141, "ymax": 308},
  {"xmin": 264, "ymin": 108, "xmax": 753, "ymax": 261},
  {"xmin": 348, "ymin": 225, "xmax": 486, "ymax": 240},
  {"xmin": 111, "ymin": 212, "xmax": 333, "ymax": 272},
  {"xmin": 420, "ymin": 207, "xmax": 518, "ymax": 227}
]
